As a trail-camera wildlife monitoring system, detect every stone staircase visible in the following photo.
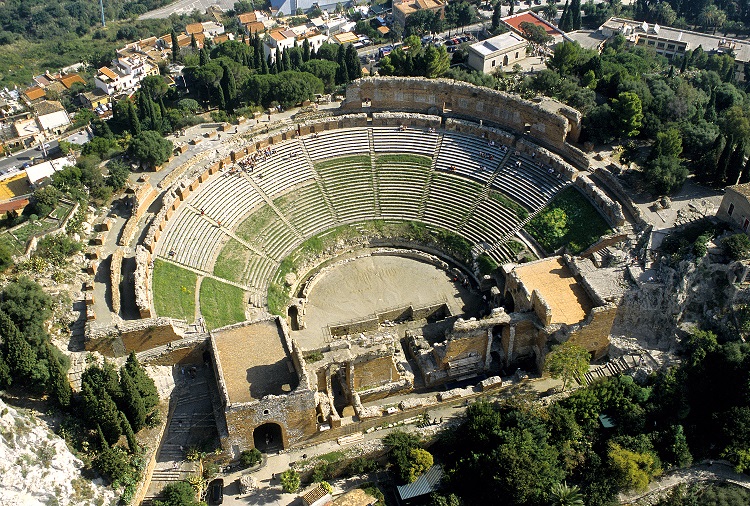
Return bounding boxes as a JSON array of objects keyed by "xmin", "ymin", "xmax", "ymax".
[
  {"xmin": 367, "ymin": 129, "xmax": 381, "ymax": 217},
  {"xmin": 300, "ymin": 140, "xmax": 340, "ymax": 223},
  {"xmin": 580, "ymin": 354, "xmax": 653, "ymax": 385}
]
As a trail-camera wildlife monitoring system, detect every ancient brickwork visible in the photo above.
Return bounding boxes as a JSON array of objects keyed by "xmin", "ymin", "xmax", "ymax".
[
  {"xmin": 110, "ymin": 248, "xmax": 123, "ymax": 316},
  {"xmin": 344, "ymin": 77, "xmax": 582, "ymax": 147}
]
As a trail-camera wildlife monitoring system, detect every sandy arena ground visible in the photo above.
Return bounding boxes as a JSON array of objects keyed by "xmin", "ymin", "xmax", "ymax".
[{"xmin": 292, "ymin": 254, "xmax": 483, "ymax": 350}]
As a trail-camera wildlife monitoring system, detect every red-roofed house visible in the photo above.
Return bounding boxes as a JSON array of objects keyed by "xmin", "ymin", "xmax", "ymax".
[
  {"xmin": 59, "ymin": 74, "xmax": 86, "ymax": 89},
  {"xmin": 186, "ymin": 22, "xmax": 204, "ymax": 35},
  {"xmin": 502, "ymin": 11, "xmax": 567, "ymax": 43},
  {"xmin": 23, "ymin": 87, "xmax": 46, "ymax": 102},
  {"xmin": 394, "ymin": 0, "xmax": 444, "ymax": 27}
]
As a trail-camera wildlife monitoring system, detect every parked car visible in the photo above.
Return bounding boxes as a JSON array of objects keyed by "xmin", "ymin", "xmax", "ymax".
[{"xmin": 209, "ymin": 479, "xmax": 224, "ymax": 505}]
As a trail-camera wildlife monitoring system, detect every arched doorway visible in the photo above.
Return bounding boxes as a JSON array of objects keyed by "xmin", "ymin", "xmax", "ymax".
[
  {"xmin": 503, "ymin": 55, "xmax": 509, "ymax": 66},
  {"xmin": 288, "ymin": 305, "xmax": 299, "ymax": 331},
  {"xmin": 253, "ymin": 422, "xmax": 284, "ymax": 453}
]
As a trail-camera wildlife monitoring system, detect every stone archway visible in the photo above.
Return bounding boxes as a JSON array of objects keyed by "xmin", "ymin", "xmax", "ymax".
[
  {"xmin": 288, "ymin": 305, "xmax": 299, "ymax": 331},
  {"xmin": 253, "ymin": 422, "xmax": 284, "ymax": 453}
]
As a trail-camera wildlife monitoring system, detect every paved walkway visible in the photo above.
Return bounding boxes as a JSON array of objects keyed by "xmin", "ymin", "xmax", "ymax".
[{"xmin": 620, "ymin": 460, "xmax": 750, "ymax": 503}]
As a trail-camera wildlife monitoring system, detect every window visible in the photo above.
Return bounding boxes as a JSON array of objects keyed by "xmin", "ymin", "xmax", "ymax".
[
  {"xmin": 729, "ymin": 203, "xmax": 735, "ymax": 216},
  {"xmin": 657, "ymin": 42, "xmax": 665, "ymax": 48},
  {"xmin": 648, "ymin": 40, "xmax": 655, "ymax": 46},
  {"xmin": 667, "ymin": 44, "xmax": 675, "ymax": 50},
  {"xmin": 677, "ymin": 46, "xmax": 685, "ymax": 52},
  {"xmin": 515, "ymin": 52, "xmax": 519, "ymax": 58},
  {"xmin": 492, "ymin": 60, "xmax": 496, "ymax": 67}
]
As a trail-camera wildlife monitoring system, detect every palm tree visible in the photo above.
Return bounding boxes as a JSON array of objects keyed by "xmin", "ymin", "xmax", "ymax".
[
  {"xmin": 550, "ymin": 482, "xmax": 585, "ymax": 506},
  {"xmin": 699, "ymin": 5, "xmax": 727, "ymax": 34}
]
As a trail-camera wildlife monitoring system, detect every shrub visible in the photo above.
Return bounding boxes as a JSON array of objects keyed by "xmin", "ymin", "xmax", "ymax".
[
  {"xmin": 477, "ymin": 254, "xmax": 498, "ymax": 275},
  {"xmin": 240, "ymin": 448, "xmax": 262, "ymax": 468},
  {"xmin": 723, "ymin": 233, "xmax": 750, "ymax": 260},
  {"xmin": 280, "ymin": 468, "xmax": 300, "ymax": 493},
  {"xmin": 312, "ymin": 462, "xmax": 335, "ymax": 482},
  {"xmin": 347, "ymin": 456, "xmax": 378, "ymax": 476}
]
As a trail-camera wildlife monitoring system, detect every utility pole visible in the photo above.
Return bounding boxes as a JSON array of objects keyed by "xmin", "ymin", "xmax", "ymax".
[{"xmin": 99, "ymin": 0, "xmax": 106, "ymax": 27}]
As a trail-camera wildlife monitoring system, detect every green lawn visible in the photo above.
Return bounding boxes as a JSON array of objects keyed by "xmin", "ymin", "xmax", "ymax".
[
  {"xmin": 213, "ymin": 238, "xmax": 251, "ymax": 284},
  {"xmin": 375, "ymin": 154, "xmax": 432, "ymax": 168},
  {"xmin": 526, "ymin": 187, "xmax": 612, "ymax": 254},
  {"xmin": 199, "ymin": 277, "xmax": 246, "ymax": 330},
  {"xmin": 315, "ymin": 155, "xmax": 372, "ymax": 171},
  {"xmin": 152, "ymin": 259, "xmax": 197, "ymax": 323}
]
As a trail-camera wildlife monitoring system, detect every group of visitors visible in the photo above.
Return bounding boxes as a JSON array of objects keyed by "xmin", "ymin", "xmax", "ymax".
[{"xmin": 236, "ymin": 146, "xmax": 279, "ymax": 174}]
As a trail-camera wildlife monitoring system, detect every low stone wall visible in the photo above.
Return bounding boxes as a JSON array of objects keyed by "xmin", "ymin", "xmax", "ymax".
[
  {"xmin": 593, "ymin": 166, "xmax": 647, "ymax": 228},
  {"xmin": 574, "ymin": 175, "xmax": 626, "ymax": 227},
  {"xmin": 515, "ymin": 137, "xmax": 579, "ymax": 181},
  {"xmin": 371, "ymin": 111, "xmax": 441, "ymax": 129},
  {"xmin": 110, "ymin": 248, "xmax": 123, "ymax": 316},
  {"xmin": 444, "ymin": 117, "xmax": 516, "ymax": 147},
  {"xmin": 21, "ymin": 200, "xmax": 79, "ymax": 259},
  {"xmin": 119, "ymin": 182, "xmax": 157, "ymax": 247}
]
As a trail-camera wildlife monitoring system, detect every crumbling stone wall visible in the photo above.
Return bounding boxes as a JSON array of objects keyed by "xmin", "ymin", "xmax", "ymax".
[
  {"xmin": 350, "ymin": 354, "xmax": 398, "ymax": 391},
  {"xmin": 562, "ymin": 304, "xmax": 616, "ymax": 360},
  {"xmin": 110, "ymin": 248, "xmax": 124, "ymax": 316},
  {"xmin": 119, "ymin": 180, "xmax": 157, "ymax": 247},
  {"xmin": 575, "ymin": 175, "xmax": 626, "ymax": 227},
  {"xmin": 344, "ymin": 77, "xmax": 582, "ymax": 147},
  {"xmin": 134, "ymin": 245, "xmax": 152, "ymax": 318},
  {"xmin": 371, "ymin": 111, "xmax": 441, "ymax": 129}
]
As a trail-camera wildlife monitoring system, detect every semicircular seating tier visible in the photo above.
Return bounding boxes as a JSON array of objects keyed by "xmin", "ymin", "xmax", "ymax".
[{"xmin": 154, "ymin": 125, "xmax": 571, "ymax": 308}]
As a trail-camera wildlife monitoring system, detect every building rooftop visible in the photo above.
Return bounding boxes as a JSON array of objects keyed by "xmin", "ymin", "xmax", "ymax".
[
  {"xmin": 333, "ymin": 31, "xmax": 359, "ymax": 44},
  {"xmin": 397, "ymin": 465, "xmax": 443, "ymax": 501},
  {"xmin": 59, "ymin": 74, "xmax": 85, "ymax": 89},
  {"xmin": 503, "ymin": 11, "xmax": 565, "ymax": 38},
  {"xmin": 728, "ymin": 182, "xmax": 750, "ymax": 198},
  {"xmin": 212, "ymin": 320, "xmax": 299, "ymax": 404},
  {"xmin": 185, "ymin": 22, "xmax": 204, "ymax": 35},
  {"xmin": 469, "ymin": 31, "xmax": 526, "ymax": 56},
  {"xmin": 98, "ymin": 67, "xmax": 119, "ymax": 81},
  {"xmin": 23, "ymin": 87, "xmax": 46, "ymax": 101},
  {"xmin": 513, "ymin": 257, "xmax": 592, "ymax": 325},
  {"xmin": 34, "ymin": 100, "xmax": 65, "ymax": 116},
  {"xmin": 601, "ymin": 16, "xmax": 750, "ymax": 63},
  {"xmin": 238, "ymin": 12, "xmax": 257, "ymax": 24},
  {"xmin": 395, "ymin": 0, "xmax": 444, "ymax": 15}
]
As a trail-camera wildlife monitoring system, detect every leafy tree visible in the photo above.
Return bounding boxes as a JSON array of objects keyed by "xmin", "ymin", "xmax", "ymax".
[
  {"xmin": 608, "ymin": 442, "xmax": 662, "ymax": 491},
  {"xmin": 645, "ymin": 155, "xmax": 689, "ymax": 195},
  {"xmin": 301, "ymin": 60, "xmax": 339, "ymax": 92},
  {"xmin": 1, "ymin": 277, "xmax": 52, "ymax": 344},
  {"xmin": 153, "ymin": 480, "xmax": 202, "ymax": 506},
  {"xmin": 128, "ymin": 130, "xmax": 173, "ymax": 169},
  {"xmin": 611, "ymin": 91, "xmax": 644, "ymax": 138},
  {"xmin": 384, "ymin": 430, "xmax": 423, "ymax": 483},
  {"xmin": 30, "ymin": 186, "xmax": 61, "ymax": 217},
  {"xmin": 723, "ymin": 233, "xmax": 750, "ymax": 260},
  {"xmin": 140, "ymin": 75, "xmax": 168, "ymax": 101},
  {"xmin": 280, "ymin": 468, "xmax": 300, "ymax": 493},
  {"xmin": 545, "ymin": 341, "xmax": 590, "ymax": 391},
  {"xmin": 520, "ymin": 21, "xmax": 553, "ymax": 45},
  {"xmin": 423, "ymin": 45, "xmax": 450, "ymax": 78},
  {"xmin": 93, "ymin": 446, "xmax": 132, "ymax": 485},
  {"xmin": 407, "ymin": 448, "xmax": 434, "ymax": 483},
  {"xmin": 106, "ymin": 160, "xmax": 130, "ymax": 190}
]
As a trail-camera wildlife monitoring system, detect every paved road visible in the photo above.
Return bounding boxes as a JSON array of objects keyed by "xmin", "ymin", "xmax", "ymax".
[
  {"xmin": 0, "ymin": 140, "xmax": 60, "ymax": 175},
  {"xmin": 139, "ymin": 0, "xmax": 235, "ymax": 19}
]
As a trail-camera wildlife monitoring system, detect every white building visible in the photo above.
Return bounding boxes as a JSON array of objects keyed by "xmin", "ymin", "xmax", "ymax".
[
  {"xmin": 34, "ymin": 101, "xmax": 71, "ymax": 134},
  {"xmin": 466, "ymin": 32, "xmax": 529, "ymax": 74},
  {"xmin": 94, "ymin": 55, "xmax": 159, "ymax": 97}
]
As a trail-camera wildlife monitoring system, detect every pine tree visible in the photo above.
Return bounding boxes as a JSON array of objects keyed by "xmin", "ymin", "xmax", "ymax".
[
  {"xmin": 0, "ymin": 312, "xmax": 35, "ymax": 383},
  {"xmin": 171, "ymin": 30, "xmax": 180, "ymax": 63},
  {"xmin": 46, "ymin": 344, "xmax": 71, "ymax": 408},
  {"xmin": 345, "ymin": 44, "xmax": 362, "ymax": 81},
  {"xmin": 120, "ymin": 410, "xmax": 139, "ymax": 453},
  {"xmin": 124, "ymin": 352, "xmax": 158, "ymax": 411},
  {"xmin": 336, "ymin": 44, "xmax": 349, "ymax": 84},
  {"xmin": 303, "ymin": 38, "xmax": 311, "ymax": 62}
]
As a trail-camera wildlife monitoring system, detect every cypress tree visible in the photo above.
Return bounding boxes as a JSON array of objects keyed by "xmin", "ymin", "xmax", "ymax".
[
  {"xmin": 0, "ymin": 349, "xmax": 11, "ymax": 389},
  {"xmin": 191, "ymin": 33, "xmax": 198, "ymax": 50},
  {"xmin": 559, "ymin": 0, "xmax": 571, "ymax": 32},
  {"xmin": 46, "ymin": 344, "xmax": 71, "ymax": 408},
  {"xmin": 268, "ymin": 53, "xmax": 275, "ymax": 74},
  {"xmin": 282, "ymin": 48, "xmax": 292, "ymax": 73},
  {"xmin": 261, "ymin": 52, "xmax": 269, "ymax": 74},
  {"xmin": 310, "ymin": 46, "xmax": 317, "ymax": 60},
  {"xmin": 120, "ymin": 408, "xmax": 139, "ymax": 453},
  {"xmin": 216, "ymin": 84, "xmax": 226, "ymax": 111},
  {"xmin": 199, "ymin": 48, "xmax": 209, "ymax": 66},
  {"xmin": 726, "ymin": 141, "xmax": 746, "ymax": 186},
  {"xmin": 345, "ymin": 44, "xmax": 362, "ymax": 81},
  {"xmin": 275, "ymin": 48, "xmax": 283, "ymax": 72},
  {"xmin": 159, "ymin": 96, "xmax": 167, "ymax": 119},
  {"xmin": 254, "ymin": 35, "xmax": 263, "ymax": 70},
  {"xmin": 716, "ymin": 136, "xmax": 734, "ymax": 185},
  {"xmin": 96, "ymin": 424, "xmax": 109, "ymax": 451},
  {"xmin": 571, "ymin": 0, "xmax": 581, "ymax": 30},
  {"xmin": 704, "ymin": 88, "xmax": 717, "ymax": 123},
  {"xmin": 697, "ymin": 133, "xmax": 725, "ymax": 183},
  {"xmin": 1, "ymin": 312, "xmax": 35, "ymax": 383},
  {"xmin": 127, "ymin": 100, "xmax": 141, "ymax": 136},
  {"xmin": 120, "ymin": 367, "xmax": 147, "ymax": 432},
  {"xmin": 98, "ymin": 386, "xmax": 123, "ymax": 445},
  {"xmin": 336, "ymin": 44, "xmax": 349, "ymax": 84},
  {"xmin": 680, "ymin": 54, "xmax": 688, "ymax": 73},
  {"xmin": 171, "ymin": 29, "xmax": 180, "ymax": 63},
  {"xmin": 303, "ymin": 38, "xmax": 311, "ymax": 62},
  {"xmin": 740, "ymin": 157, "xmax": 750, "ymax": 183},
  {"xmin": 125, "ymin": 352, "xmax": 158, "ymax": 411}
]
